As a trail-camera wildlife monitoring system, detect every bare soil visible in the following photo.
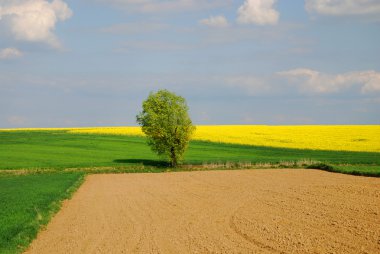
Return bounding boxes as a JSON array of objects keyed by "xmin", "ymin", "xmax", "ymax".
[{"xmin": 25, "ymin": 169, "xmax": 380, "ymax": 254}]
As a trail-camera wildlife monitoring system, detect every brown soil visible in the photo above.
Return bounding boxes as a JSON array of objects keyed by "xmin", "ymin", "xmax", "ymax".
[{"xmin": 25, "ymin": 169, "xmax": 380, "ymax": 254}]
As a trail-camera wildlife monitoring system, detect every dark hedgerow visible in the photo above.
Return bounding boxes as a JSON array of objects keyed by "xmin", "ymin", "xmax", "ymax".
[{"xmin": 306, "ymin": 163, "xmax": 334, "ymax": 171}]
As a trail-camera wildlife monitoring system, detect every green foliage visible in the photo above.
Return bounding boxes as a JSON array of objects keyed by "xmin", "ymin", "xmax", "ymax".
[
  {"xmin": 136, "ymin": 90, "xmax": 195, "ymax": 167},
  {"xmin": 0, "ymin": 172, "xmax": 84, "ymax": 254}
]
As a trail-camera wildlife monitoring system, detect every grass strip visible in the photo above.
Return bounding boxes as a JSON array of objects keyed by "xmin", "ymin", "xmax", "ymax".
[{"xmin": 0, "ymin": 172, "xmax": 85, "ymax": 254}]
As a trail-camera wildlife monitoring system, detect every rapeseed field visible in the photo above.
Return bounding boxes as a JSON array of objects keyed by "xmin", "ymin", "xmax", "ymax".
[
  {"xmin": 64, "ymin": 125, "xmax": 380, "ymax": 153},
  {"xmin": 3, "ymin": 125, "xmax": 379, "ymax": 152}
]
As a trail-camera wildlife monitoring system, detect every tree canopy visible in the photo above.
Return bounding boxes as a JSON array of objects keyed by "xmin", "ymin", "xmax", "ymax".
[{"xmin": 136, "ymin": 89, "xmax": 195, "ymax": 167}]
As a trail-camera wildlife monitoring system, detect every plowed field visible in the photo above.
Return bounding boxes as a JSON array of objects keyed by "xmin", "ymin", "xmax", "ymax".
[{"xmin": 25, "ymin": 170, "xmax": 380, "ymax": 254}]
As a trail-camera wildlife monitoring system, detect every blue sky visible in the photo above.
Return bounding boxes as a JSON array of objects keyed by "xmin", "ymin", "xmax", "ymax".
[{"xmin": 1, "ymin": 0, "xmax": 379, "ymax": 127}]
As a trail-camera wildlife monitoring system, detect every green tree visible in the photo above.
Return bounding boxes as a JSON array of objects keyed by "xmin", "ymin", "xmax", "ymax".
[{"xmin": 136, "ymin": 89, "xmax": 195, "ymax": 167}]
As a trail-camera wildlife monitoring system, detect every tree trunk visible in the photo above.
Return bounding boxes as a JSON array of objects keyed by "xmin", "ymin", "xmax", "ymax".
[{"xmin": 170, "ymin": 146, "xmax": 177, "ymax": 167}]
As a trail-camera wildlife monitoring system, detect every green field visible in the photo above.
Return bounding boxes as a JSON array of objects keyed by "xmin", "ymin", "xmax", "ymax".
[
  {"xmin": 1, "ymin": 130, "xmax": 379, "ymax": 254},
  {"xmin": 0, "ymin": 172, "xmax": 84, "ymax": 254},
  {"xmin": 1, "ymin": 130, "xmax": 379, "ymax": 172}
]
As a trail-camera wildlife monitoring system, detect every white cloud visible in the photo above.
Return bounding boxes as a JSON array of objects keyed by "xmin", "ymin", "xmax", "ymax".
[
  {"xmin": 305, "ymin": 0, "xmax": 380, "ymax": 16},
  {"xmin": 199, "ymin": 15, "xmax": 229, "ymax": 28},
  {"xmin": 278, "ymin": 68, "xmax": 380, "ymax": 94},
  {"xmin": 0, "ymin": 0, "xmax": 72, "ymax": 48},
  {"xmin": 0, "ymin": 47, "xmax": 23, "ymax": 59},
  {"xmin": 237, "ymin": 0, "xmax": 279, "ymax": 25}
]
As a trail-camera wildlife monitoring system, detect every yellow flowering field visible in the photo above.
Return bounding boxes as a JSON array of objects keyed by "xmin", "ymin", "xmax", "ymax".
[
  {"xmin": 193, "ymin": 125, "xmax": 380, "ymax": 153},
  {"xmin": 68, "ymin": 127, "xmax": 143, "ymax": 136},
  {"xmin": 3, "ymin": 125, "xmax": 379, "ymax": 152},
  {"xmin": 65, "ymin": 125, "xmax": 380, "ymax": 153}
]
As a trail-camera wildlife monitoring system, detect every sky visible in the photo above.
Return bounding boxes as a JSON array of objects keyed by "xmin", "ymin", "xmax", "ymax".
[{"xmin": 0, "ymin": 0, "xmax": 379, "ymax": 127}]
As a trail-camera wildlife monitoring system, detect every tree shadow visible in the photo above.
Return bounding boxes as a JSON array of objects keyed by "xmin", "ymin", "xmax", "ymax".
[{"xmin": 113, "ymin": 159, "xmax": 169, "ymax": 168}]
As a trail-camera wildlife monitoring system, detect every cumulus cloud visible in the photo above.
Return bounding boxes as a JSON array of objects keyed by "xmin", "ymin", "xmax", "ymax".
[
  {"xmin": 0, "ymin": 47, "xmax": 23, "ymax": 59},
  {"xmin": 237, "ymin": 0, "xmax": 279, "ymax": 25},
  {"xmin": 0, "ymin": 0, "xmax": 72, "ymax": 48},
  {"xmin": 305, "ymin": 0, "xmax": 380, "ymax": 16},
  {"xmin": 199, "ymin": 15, "xmax": 229, "ymax": 28},
  {"xmin": 278, "ymin": 68, "xmax": 380, "ymax": 94}
]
